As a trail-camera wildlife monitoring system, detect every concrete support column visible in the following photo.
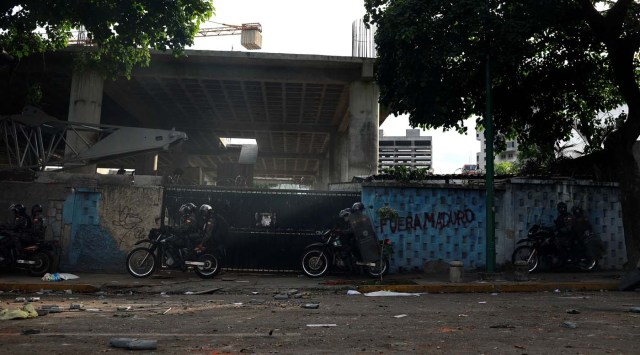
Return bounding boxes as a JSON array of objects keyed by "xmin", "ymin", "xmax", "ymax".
[
  {"xmin": 64, "ymin": 70, "xmax": 104, "ymax": 174},
  {"xmin": 135, "ymin": 152, "xmax": 158, "ymax": 176},
  {"xmin": 314, "ymin": 159, "xmax": 330, "ymax": 190},
  {"xmin": 348, "ymin": 80, "xmax": 379, "ymax": 178},
  {"xmin": 330, "ymin": 131, "xmax": 349, "ymax": 183}
]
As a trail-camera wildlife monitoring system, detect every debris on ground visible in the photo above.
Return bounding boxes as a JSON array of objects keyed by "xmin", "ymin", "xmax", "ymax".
[
  {"xmin": 363, "ymin": 291, "xmax": 421, "ymax": 297},
  {"xmin": 0, "ymin": 303, "xmax": 38, "ymax": 320},
  {"xmin": 394, "ymin": 314, "xmax": 407, "ymax": 318},
  {"xmin": 41, "ymin": 273, "xmax": 80, "ymax": 281},
  {"xmin": 306, "ymin": 324, "xmax": 337, "ymax": 327},
  {"xmin": 301, "ymin": 303, "xmax": 320, "ymax": 309},
  {"xmin": 560, "ymin": 321, "xmax": 577, "ymax": 329},
  {"xmin": 109, "ymin": 338, "xmax": 157, "ymax": 350}
]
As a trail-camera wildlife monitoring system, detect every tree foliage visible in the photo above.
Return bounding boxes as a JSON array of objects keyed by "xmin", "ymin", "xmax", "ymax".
[
  {"xmin": 0, "ymin": 0, "xmax": 214, "ymax": 78},
  {"xmin": 365, "ymin": 0, "xmax": 638, "ymax": 153},
  {"xmin": 365, "ymin": 0, "xmax": 640, "ymax": 268}
]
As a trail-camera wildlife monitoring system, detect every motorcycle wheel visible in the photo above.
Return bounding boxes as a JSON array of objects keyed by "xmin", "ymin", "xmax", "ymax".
[
  {"xmin": 577, "ymin": 258, "xmax": 598, "ymax": 271},
  {"xmin": 28, "ymin": 252, "xmax": 52, "ymax": 277},
  {"xmin": 194, "ymin": 253, "xmax": 221, "ymax": 279},
  {"xmin": 126, "ymin": 247, "xmax": 156, "ymax": 278},
  {"xmin": 301, "ymin": 248, "xmax": 329, "ymax": 278},
  {"xmin": 366, "ymin": 257, "xmax": 389, "ymax": 278},
  {"xmin": 512, "ymin": 246, "xmax": 539, "ymax": 272}
]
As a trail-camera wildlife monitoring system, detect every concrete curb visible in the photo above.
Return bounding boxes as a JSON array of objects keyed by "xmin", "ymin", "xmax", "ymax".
[
  {"xmin": 0, "ymin": 280, "xmax": 621, "ymax": 295},
  {"xmin": 356, "ymin": 281, "xmax": 620, "ymax": 294},
  {"xmin": 0, "ymin": 282, "xmax": 101, "ymax": 293}
]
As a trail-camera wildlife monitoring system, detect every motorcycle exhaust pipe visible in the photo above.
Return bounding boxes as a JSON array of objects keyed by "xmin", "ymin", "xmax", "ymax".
[
  {"xmin": 184, "ymin": 261, "xmax": 205, "ymax": 267},
  {"xmin": 16, "ymin": 259, "xmax": 36, "ymax": 265},
  {"xmin": 355, "ymin": 261, "xmax": 376, "ymax": 267}
]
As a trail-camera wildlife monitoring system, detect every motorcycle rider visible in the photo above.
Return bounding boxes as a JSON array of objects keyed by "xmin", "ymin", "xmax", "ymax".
[
  {"xmin": 335, "ymin": 207, "xmax": 356, "ymax": 256},
  {"xmin": 194, "ymin": 204, "xmax": 228, "ymax": 254},
  {"xmin": 166, "ymin": 203, "xmax": 200, "ymax": 255},
  {"xmin": 554, "ymin": 202, "xmax": 574, "ymax": 257},
  {"xmin": 30, "ymin": 204, "xmax": 46, "ymax": 240},
  {"xmin": 1, "ymin": 204, "xmax": 32, "ymax": 256}
]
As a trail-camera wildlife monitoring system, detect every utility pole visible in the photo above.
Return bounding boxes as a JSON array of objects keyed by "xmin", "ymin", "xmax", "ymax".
[{"xmin": 484, "ymin": 0, "xmax": 496, "ymax": 273}]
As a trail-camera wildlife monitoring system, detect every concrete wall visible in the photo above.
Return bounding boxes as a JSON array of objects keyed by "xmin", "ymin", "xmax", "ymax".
[
  {"xmin": 0, "ymin": 172, "xmax": 162, "ymax": 273},
  {"xmin": 361, "ymin": 178, "xmax": 626, "ymax": 272}
]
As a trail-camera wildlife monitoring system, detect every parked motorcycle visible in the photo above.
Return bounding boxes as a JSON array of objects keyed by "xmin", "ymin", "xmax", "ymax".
[
  {"xmin": 0, "ymin": 231, "xmax": 55, "ymax": 277},
  {"xmin": 512, "ymin": 224, "xmax": 604, "ymax": 272},
  {"xmin": 126, "ymin": 227, "xmax": 222, "ymax": 279},
  {"xmin": 301, "ymin": 228, "xmax": 393, "ymax": 278}
]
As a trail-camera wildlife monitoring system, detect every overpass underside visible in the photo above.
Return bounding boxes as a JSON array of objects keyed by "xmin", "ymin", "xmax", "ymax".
[{"xmin": 0, "ymin": 49, "xmax": 381, "ymax": 188}]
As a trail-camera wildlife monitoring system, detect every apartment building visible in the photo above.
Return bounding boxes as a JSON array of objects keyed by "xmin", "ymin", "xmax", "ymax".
[
  {"xmin": 378, "ymin": 129, "xmax": 433, "ymax": 170},
  {"xmin": 476, "ymin": 132, "xmax": 519, "ymax": 170}
]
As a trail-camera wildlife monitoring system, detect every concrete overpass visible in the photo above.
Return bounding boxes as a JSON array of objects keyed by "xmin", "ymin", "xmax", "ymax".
[{"xmin": 0, "ymin": 48, "xmax": 383, "ymax": 188}]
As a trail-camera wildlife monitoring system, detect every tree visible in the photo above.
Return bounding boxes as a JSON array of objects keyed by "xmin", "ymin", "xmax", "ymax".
[
  {"xmin": 0, "ymin": 1, "xmax": 214, "ymax": 79},
  {"xmin": 365, "ymin": 0, "xmax": 640, "ymax": 268}
]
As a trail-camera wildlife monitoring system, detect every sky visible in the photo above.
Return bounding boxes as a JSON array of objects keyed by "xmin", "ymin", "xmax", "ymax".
[{"xmin": 191, "ymin": 0, "xmax": 480, "ymax": 174}]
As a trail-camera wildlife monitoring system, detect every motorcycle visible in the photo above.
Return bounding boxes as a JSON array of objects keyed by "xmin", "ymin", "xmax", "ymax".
[
  {"xmin": 0, "ymin": 231, "xmax": 56, "ymax": 277},
  {"xmin": 126, "ymin": 227, "xmax": 222, "ymax": 279},
  {"xmin": 511, "ymin": 224, "xmax": 604, "ymax": 272},
  {"xmin": 300, "ymin": 228, "xmax": 393, "ymax": 278}
]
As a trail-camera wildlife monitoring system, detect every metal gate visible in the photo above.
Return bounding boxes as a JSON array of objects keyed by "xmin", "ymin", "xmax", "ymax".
[{"xmin": 162, "ymin": 187, "xmax": 360, "ymax": 272}]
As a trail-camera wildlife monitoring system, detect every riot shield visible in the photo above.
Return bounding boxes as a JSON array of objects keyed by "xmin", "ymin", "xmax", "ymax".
[{"xmin": 348, "ymin": 210, "xmax": 380, "ymax": 263}]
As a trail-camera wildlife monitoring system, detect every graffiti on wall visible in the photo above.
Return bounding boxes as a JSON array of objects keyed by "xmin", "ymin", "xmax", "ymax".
[
  {"xmin": 111, "ymin": 206, "xmax": 145, "ymax": 246},
  {"xmin": 379, "ymin": 208, "xmax": 476, "ymax": 234}
]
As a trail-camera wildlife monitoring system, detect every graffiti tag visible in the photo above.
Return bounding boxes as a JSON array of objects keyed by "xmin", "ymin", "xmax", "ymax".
[
  {"xmin": 112, "ymin": 206, "xmax": 145, "ymax": 246},
  {"xmin": 379, "ymin": 209, "xmax": 476, "ymax": 234}
]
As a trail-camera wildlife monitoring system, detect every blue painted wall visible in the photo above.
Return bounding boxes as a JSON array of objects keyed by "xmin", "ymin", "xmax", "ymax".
[
  {"xmin": 361, "ymin": 179, "xmax": 626, "ymax": 272},
  {"xmin": 61, "ymin": 188, "xmax": 127, "ymax": 272},
  {"xmin": 362, "ymin": 184, "xmax": 486, "ymax": 272}
]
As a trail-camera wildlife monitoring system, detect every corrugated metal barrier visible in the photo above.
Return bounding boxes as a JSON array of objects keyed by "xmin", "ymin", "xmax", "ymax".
[{"xmin": 162, "ymin": 187, "xmax": 360, "ymax": 272}]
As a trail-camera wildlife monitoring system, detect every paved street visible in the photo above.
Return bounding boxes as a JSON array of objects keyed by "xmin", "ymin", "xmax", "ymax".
[{"xmin": 0, "ymin": 271, "xmax": 638, "ymax": 354}]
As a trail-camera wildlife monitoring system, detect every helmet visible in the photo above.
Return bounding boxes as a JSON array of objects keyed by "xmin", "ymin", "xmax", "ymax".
[
  {"xmin": 178, "ymin": 203, "xmax": 196, "ymax": 217},
  {"xmin": 31, "ymin": 204, "xmax": 43, "ymax": 216},
  {"xmin": 199, "ymin": 204, "xmax": 213, "ymax": 219},
  {"xmin": 338, "ymin": 208, "xmax": 351, "ymax": 219},
  {"xmin": 10, "ymin": 203, "xmax": 26, "ymax": 215},
  {"xmin": 351, "ymin": 202, "xmax": 364, "ymax": 211},
  {"xmin": 557, "ymin": 202, "xmax": 567, "ymax": 214}
]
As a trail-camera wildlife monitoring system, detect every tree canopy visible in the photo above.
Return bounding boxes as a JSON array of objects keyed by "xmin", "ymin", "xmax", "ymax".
[
  {"xmin": 365, "ymin": 0, "xmax": 640, "ymax": 267},
  {"xmin": 0, "ymin": 0, "xmax": 214, "ymax": 78}
]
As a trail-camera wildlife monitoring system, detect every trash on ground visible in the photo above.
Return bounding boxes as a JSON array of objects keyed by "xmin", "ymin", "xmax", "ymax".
[
  {"xmin": 458, "ymin": 314, "xmax": 468, "ymax": 317},
  {"xmin": 21, "ymin": 329, "xmax": 41, "ymax": 335},
  {"xmin": 302, "ymin": 303, "xmax": 320, "ymax": 309},
  {"xmin": 478, "ymin": 301, "xmax": 487, "ymax": 304},
  {"xmin": 306, "ymin": 324, "xmax": 337, "ymax": 327},
  {"xmin": 117, "ymin": 306, "xmax": 131, "ymax": 311},
  {"xmin": 566, "ymin": 309, "xmax": 580, "ymax": 314},
  {"xmin": 86, "ymin": 308, "xmax": 101, "ymax": 312},
  {"xmin": 0, "ymin": 303, "xmax": 38, "ymax": 320},
  {"xmin": 27, "ymin": 297, "xmax": 40, "ymax": 302},
  {"xmin": 109, "ymin": 338, "xmax": 157, "ymax": 350},
  {"xmin": 561, "ymin": 321, "xmax": 577, "ymax": 329},
  {"xmin": 41, "ymin": 273, "xmax": 80, "ymax": 282},
  {"xmin": 190, "ymin": 288, "xmax": 221, "ymax": 295},
  {"xmin": 347, "ymin": 290, "xmax": 362, "ymax": 295},
  {"xmin": 14, "ymin": 297, "xmax": 26, "ymax": 303},
  {"xmin": 394, "ymin": 314, "xmax": 408, "ymax": 318},
  {"xmin": 363, "ymin": 291, "xmax": 421, "ymax": 297},
  {"xmin": 554, "ymin": 289, "xmax": 561, "ymax": 293},
  {"xmin": 490, "ymin": 324, "xmax": 516, "ymax": 329},
  {"xmin": 251, "ymin": 292, "xmax": 259, "ymax": 295},
  {"xmin": 628, "ymin": 307, "xmax": 640, "ymax": 313},
  {"xmin": 162, "ymin": 308, "xmax": 171, "ymax": 315}
]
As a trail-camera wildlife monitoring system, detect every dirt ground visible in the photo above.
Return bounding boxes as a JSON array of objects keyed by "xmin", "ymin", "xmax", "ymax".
[{"xmin": 0, "ymin": 286, "xmax": 638, "ymax": 354}]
